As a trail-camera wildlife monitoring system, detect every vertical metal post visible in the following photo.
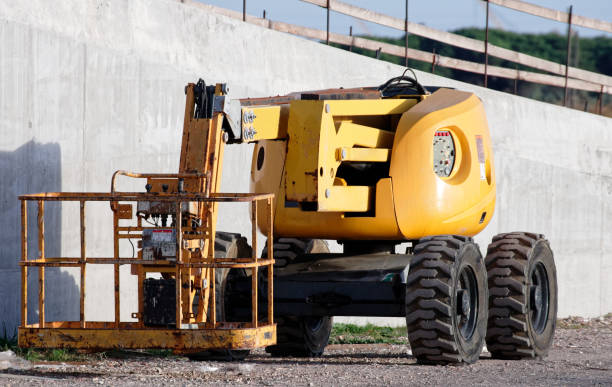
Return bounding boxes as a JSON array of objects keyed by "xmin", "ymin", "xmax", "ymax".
[
  {"xmin": 243, "ymin": 0, "xmax": 246, "ymax": 22},
  {"xmin": 404, "ymin": 0, "xmax": 409, "ymax": 67},
  {"xmin": 175, "ymin": 201, "xmax": 183, "ymax": 328},
  {"xmin": 376, "ymin": 47, "xmax": 382, "ymax": 59},
  {"xmin": 484, "ymin": 0, "xmax": 490, "ymax": 88},
  {"xmin": 598, "ymin": 85, "xmax": 604, "ymax": 115},
  {"xmin": 564, "ymin": 5, "xmax": 573, "ymax": 107},
  {"xmin": 267, "ymin": 198, "xmax": 274, "ymax": 324},
  {"xmin": 80, "ymin": 200, "xmax": 86, "ymax": 328},
  {"xmin": 349, "ymin": 26, "xmax": 353, "ymax": 52},
  {"xmin": 326, "ymin": 0, "xmax": 330, "ymax": 45},
  {"xmin": 514, "ymin": 65, "xmax": 519, "ymax": 95},
  {"xmin": 514, "ymin": 78, "xmax": 519, "ymax": 95},
  {"xmin": 20, "ymin": 200, "xmax": 28, "ymax": 326},
  {"xmin": 37, "ymin": 200, "xmax": 44, "ymax": 261},
  {"xmin": 263, "ymin": 9, "xmax": 266, "ymax": 19},
  {"xmin": 431, "ymin": 49, "xmax": 437, "ymax": 74},
  {"xmin": 37, "ymin": 200, "xmax": 45, "ymax": 328},
  {"xmin": 251, "ymin": 200, "xmax": 258, "ymax": 328},
  {"xmin": 113, "ymin": 207, "xmax": 120, "ymax": 326},
  {"xmin": 209, "ymin": 229, "xmax": 216, "ymax": 326}
]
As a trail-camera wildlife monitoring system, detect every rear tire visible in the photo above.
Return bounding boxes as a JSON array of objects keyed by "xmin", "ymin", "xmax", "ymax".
[
  {"xmin": 267, "ymin": 315, "xmax": 333, "ymax": 358},
  {"xmin": 264, "ymin": 238, "xmax": 333, "ymax": 357},
  {"xmin": 406, "ymin": 235, "xmax": 488, "ymax": 364},
  {"xmin": 188, "ymin": 232, "xmax": 252, "ymax": 361},
  {"xmin": 485, "ymin": 232, "xmax": 557, "ymax": 359}
]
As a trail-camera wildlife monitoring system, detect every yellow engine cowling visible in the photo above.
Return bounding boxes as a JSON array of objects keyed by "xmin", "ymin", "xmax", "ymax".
[{"xmin": 250, "ymin": 88, "xmax": 495, "ymax": 240}]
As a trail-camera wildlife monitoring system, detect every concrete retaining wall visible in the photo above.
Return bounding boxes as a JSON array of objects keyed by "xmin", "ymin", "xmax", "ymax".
[{"xmin": 1, "ymin": 0, "xmax": 611, "ymax": 331}]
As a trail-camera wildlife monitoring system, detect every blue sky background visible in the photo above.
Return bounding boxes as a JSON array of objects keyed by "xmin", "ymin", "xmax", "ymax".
[{"xmin": 198, "ymin": 0, "xmax": 611, "ymax": 38}]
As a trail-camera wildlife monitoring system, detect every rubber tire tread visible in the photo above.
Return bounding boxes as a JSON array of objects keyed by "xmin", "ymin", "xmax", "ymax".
[
  {"xmin": 406, "ymin": 235, "xmax": 487, "ymax": 365},
  {"xmin": 485, "ymin": 232, "xmax": 557, "ymax": 360},
  {"xmin": 188, "ymin": 232, "xmax": 252, "ymax": 361},
  {"xmin": 264, "ymin": 238, "xmax": 333, "ymax": 357}
]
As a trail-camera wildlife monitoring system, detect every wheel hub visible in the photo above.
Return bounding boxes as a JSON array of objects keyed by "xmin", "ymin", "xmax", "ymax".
[
  {"xmin": 457, "ymin": 289, "xmax": 471, "ymax": 316},
  {"xmin": 530, "ymin": 285, "xmax": 543, "ymax": 311},
  {"xmin": 530, "ymin": 262, "xmax": 550, "ymax": 334},
  {"xmin": 456, "ymin": 266, "xmax": 478, "ymax": 340}
]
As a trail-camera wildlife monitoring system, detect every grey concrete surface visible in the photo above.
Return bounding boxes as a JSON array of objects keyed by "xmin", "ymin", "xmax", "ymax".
[{"xmin": 1, "ymin": 0, "xmax": 611, "ymax": 332}]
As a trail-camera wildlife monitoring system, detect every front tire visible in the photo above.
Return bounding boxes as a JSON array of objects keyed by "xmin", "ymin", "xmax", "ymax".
[
  {"xmin": 406, "ymin": 235, "xmax": 488, "ymax": 364},
  {"xmin": 485, "ymin": 232, "xmax": 557, "ymax": 359}
]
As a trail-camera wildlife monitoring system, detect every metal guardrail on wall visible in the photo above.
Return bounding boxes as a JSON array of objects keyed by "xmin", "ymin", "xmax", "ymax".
[{"xmin": 183, "ymin": 0, "xmax": 610, "ymax": 114}]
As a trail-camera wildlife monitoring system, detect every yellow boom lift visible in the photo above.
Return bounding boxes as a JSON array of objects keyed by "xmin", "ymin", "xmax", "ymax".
[{"xmin": 18, "ymin": 74, "xmax": 557, "ymax": 364}]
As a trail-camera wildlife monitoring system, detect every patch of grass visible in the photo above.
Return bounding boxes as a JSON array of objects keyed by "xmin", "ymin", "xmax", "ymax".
[
  {"xmin": 0, "ymin": 324, "xmax": 90, "ymax": 362},
  {"xmin": 0, "ymin": 324, "xmax": 18, "ymax": 351},
  {"xmin": 145, "ymin": 349, "xmax": 174, "ymax": 357},
  {"xmin": 19, "ymin": 348, "xmax": 87, "ymax": 362},
  {"xmin": 557, "ymin": 314, "xmax": 612, "ymax": 330},
  {"xmin": 557, "ymin": 318, "xmax": 587, "ymax": 330},
  {"xmin": 329, "ymin": 323, "xmax": 407, "ymax": 345}
]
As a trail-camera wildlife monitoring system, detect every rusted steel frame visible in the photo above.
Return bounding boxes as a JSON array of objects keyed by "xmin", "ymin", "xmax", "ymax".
[
  {"xmin": 182, "ymin": 234, "xmax": 209, "ymax": 240},
  {"xmin": 110, "ymin": 170, "xmax": 208, "ymax": 194},
  {"xmin": 20, "ymin": 192, "xmax": 274, "ymax": 202},
  {"xmin": 31, "ymin": 321, "xmax": 139, "ymax": 329},
  {"xmin": 209, "ymin": 230, "xmax": 216, "ymax": 328},
  {"xmin": 21, "ymin": 200, "xmax": 28, "ymax": 326},
  {"xmin": 24, "ymin": 257, "xmax": 80, "ymax": 262},
  {"xmin": 117, "ymin": 234, "xmax": 143, "ymax": 239},
  {"xmin": 19, "ymin": 259, "xmax": 275, "ymax": 269},
  {"xmin": 19, "ymin": 324, "xmax": 276, "ymax": 350},
  {"xmin": 37, "ymin": 200, "xmax": 45, "ymax": 328},
  {"xmin": 137, "ymin": 264, "xmax": 144, "ymax": 327},
  {"xmin": 28, "ymin": 320, "xmax": 274, "ymax": 330},
  {"xmin": 21, "ymin": 262, "xmax": 82, "ymax": 267},
  {"xmin": 118, "ymin": 232, "xmax": 208, "ymax": 240},
  {"xmin": 38, "ymin": 200, "xmax": 45, "ymax": 260},
  {"xmin": 211, "ymin": 257, "xmax": 257, "ymax": 263},
  {"xmin": 180, "ymin": 201, "xmax": 193, "ymax": 325},
  {"xmin": 251, "ymin": 200, "xmax": 258, "ymax": 328},
  {"xmin": 113, "ymin": 206, "xmax": 120, "ymax": 326},
  {"xmin": 175, "ymin": 203, "xmax": 183, "ymax": 328},
  {"xmin": 186, "ymin": 259, "xmax": 274, "ymax": 269},
  {"xmin": 110, "ymin": 170, "xmax": 209, "ymax": 212},
  {"xmin": 80, "ymin": 200, "xmax": 86, "ymax": 328},
  {"xmin": 484, "ymin": 0, "xmax": 489, "ymax": 88},
  {"xmin": 267, "ymin": 197, "xmax": 274, "ymax": 324},
  {"xmin": 116, "ymin": 225, "xmax": 208, "ymax": 232},
  {"xmin": 564, "ymin": 5, "xmax": 573, "ymax": 107}
]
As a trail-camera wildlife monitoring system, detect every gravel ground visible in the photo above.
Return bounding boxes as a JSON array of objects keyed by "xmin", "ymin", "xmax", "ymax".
[{"xmin": 2, "ymin": 316, "xmax": 611, "ymax": 386}]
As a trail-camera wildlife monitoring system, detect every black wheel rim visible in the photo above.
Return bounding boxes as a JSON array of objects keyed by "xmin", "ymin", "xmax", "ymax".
[
  {"xmin": 456, "ymin": 266, "xmax": 478, "ymax": 340},
  {"xmin": 530, "ymin": 262, "xmax": 550, "ymax": 334}
]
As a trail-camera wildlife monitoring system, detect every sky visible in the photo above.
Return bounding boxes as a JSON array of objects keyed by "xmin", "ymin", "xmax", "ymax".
[{"xmin": 198, "ymin": 0, "xmax": 612, "ymax": 39}]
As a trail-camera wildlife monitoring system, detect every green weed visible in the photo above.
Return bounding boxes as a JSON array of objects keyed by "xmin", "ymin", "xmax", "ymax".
[{"xmin": 329, "ymin": 323, "xmax": 407, "ymax": 345}]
